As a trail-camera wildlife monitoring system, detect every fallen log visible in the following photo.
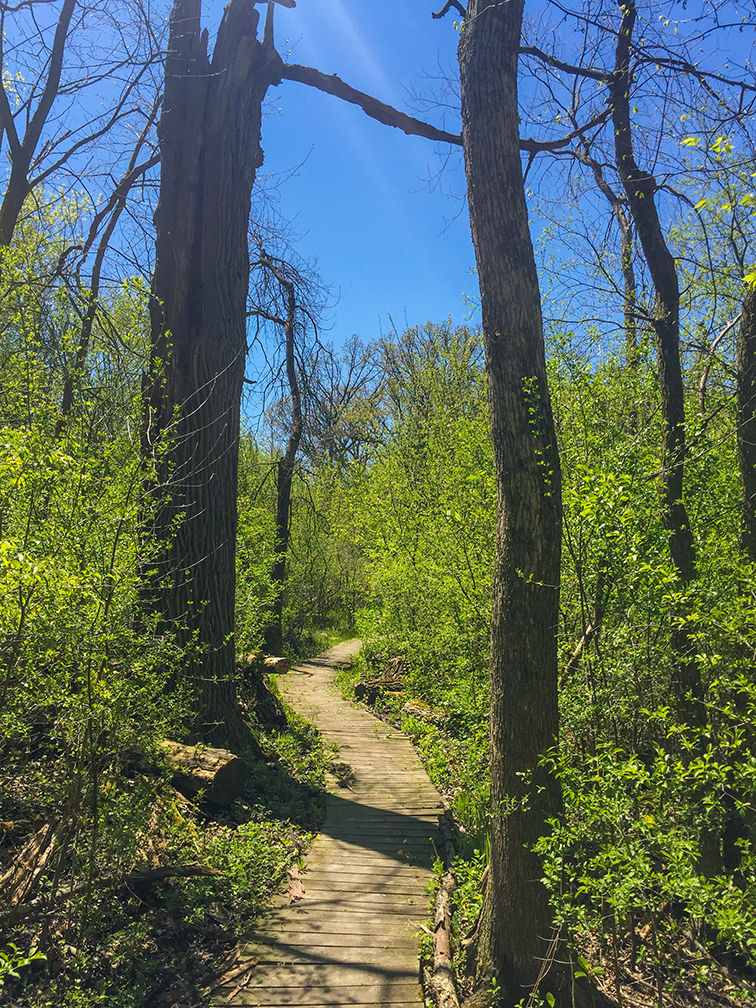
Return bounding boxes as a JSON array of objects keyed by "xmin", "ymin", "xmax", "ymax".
[
  {"xmin": 264, "ymin": 656, "xmax": 291, "ymax": 674},
  {"xmin": 0, "ymin": 822, "xmax": 57, "ymax": 911},
  {"xmin": 161, "ymin": 741, "xmax": 248, "ymax": 805},
  {"xmin": 429, "ymin": 810, "xmax": 461, "ymax": 1008},
  {"xmin": 430, "ymin": 869, "xmax": 460, "ymax": 1008}
]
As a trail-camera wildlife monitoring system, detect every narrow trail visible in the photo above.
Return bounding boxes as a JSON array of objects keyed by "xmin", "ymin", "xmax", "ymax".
[{"xmin": 216, "ymin": 639, "xmax": 444, "ymax": 1006}]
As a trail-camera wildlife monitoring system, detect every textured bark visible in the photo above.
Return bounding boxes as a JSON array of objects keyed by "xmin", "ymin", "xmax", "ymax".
[
  {"xmin": 143, "ymin": 0, "xmax": 282, "ymax": 750},
  {"xmin": 739, "ymin": 285, "xmax": 756, "ymax": 561},
  {"xmin": 161, "ymin": 741, "xmax": 248, "ymax": 805},
  {"xmin": 459, "ymin": 2, "xmax": 564, "ymax": 1002},
  {"xmin": 609, "ymin": 0, "xmax": 701, "ymax": 723}
]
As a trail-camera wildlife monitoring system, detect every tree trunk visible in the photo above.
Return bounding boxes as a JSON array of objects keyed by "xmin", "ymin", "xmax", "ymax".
[
  {"xmin": 142, "ymin": 0, "xmax": 282, "ymax": 751},
  {"xmin": 458, "ymin": 2, "xmax": 564, "ymax": 1002},
  {"xmin": 0, "ymin": 168, "xmax": 31, "ymax": 247},
  {"xmin": 738, "ymin": 284, "xmax": 756, "ymax": 561},
  {"xmin": 260, "ymin": 256, "xmax": 303, "ymax": 654},
  {"xmin": 609, "ymin": 0, "xmax": 702, "ymax": 725}
]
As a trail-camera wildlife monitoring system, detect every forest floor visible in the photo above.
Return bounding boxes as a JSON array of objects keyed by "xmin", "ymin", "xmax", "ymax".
[{"xmin": 0, "ymin": 646, "xmax": 338, "ymax": 1007}]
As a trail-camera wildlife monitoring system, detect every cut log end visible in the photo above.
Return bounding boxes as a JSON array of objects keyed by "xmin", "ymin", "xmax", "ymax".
[{"xmin": 161, "ymin": 741, "xmax": 248, "ymax": 805}]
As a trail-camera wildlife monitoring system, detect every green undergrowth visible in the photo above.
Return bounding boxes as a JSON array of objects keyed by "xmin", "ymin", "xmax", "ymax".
[
  {"xmin": 342, "ymin": 641, "xmax": 756, "ymax": 1007},
  {"xmin": 1, "ymin": 701, "xmax": 330, "ymax": 1008}
]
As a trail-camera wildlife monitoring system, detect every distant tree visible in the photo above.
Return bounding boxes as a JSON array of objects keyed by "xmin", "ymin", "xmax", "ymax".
[{"xmin": 248, "ymin": 247, "xmax": 311, "ymax": 655}]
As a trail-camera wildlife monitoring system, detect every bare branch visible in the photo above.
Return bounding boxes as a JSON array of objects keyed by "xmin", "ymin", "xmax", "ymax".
[
  {"xmin": 280, "ymin": 63, "xmax": 463, "ymax": 146},
  {"xmin": 432, "ymin": 0, "xmax": 466, "ymax": 19},
  {"xmin": 699, "ymin": 312, "xmax": 742, "ymax": 416},
  {"xmin": 519, "ymin": 44, "xmax": 610, "ymax": 82},
  {"xmin": 520, "ymin": 108, "xmax": 610, "ymax": 153}
]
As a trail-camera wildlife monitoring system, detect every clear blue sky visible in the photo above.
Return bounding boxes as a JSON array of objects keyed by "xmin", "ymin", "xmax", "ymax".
[{"xmin": 245, "ymin": 0, "xmax": 475, "ymax": 347}]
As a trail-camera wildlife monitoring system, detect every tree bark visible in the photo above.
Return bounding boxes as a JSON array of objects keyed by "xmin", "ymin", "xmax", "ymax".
[
  {"xmin": 458, "ymin": 2, "xmax": 564, "ymax": 1002},
  {"xmin": 738, "ymin": 285, "xmax": 756, "ymax": 561},
  {"xmin": 142, "ymin": 0, "xmax": 282, "ymax": 751}
]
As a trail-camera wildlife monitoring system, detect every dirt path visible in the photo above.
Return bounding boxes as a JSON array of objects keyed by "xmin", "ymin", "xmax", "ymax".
[{"xmin": 216, "ymin": 639, "xmax": 443, "ymax": 1006}]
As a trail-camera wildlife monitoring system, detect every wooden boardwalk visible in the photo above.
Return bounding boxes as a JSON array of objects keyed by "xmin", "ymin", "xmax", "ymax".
[{"xmin": 216, "ymin": 640, "xmax": 443, "ymax": 1007}]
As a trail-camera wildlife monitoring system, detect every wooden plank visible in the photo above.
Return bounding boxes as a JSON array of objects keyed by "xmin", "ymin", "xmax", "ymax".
[
  {"xmin": 228, "ymin": 982, "xmax": 423, "ymax": 1005},
  {"xmin": 234, "ymin": 946, "xmax": 419, "ymax": 967},
  {"xmin": 242, "ymin": 963, "xmax": 418, "ymax": 987},
  {"xmin": 245, "ymin": 929, "xmax": 418, "ymax": 947}
]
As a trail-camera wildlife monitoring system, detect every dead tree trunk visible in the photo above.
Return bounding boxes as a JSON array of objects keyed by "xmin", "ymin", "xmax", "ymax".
[
  {"xmin": 458, "ymin": 0, "xmax": 564, "ymax": 1001},
  {"xmin": 142, "ymin": 0, "xmax": 282, "ymax": 751}
]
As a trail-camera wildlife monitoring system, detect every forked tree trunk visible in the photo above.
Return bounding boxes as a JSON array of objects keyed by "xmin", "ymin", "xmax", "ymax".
[
  {"xmin": 458, "ymin": 1, "xmax": 564, "ymax": 1002},
  {"xmin": 738, "ymin": 284, "xmax": 756, "ymax": 561},
  {"xmin": 142, "ymin": 0, "xmax": 282, "ymax": 751}
]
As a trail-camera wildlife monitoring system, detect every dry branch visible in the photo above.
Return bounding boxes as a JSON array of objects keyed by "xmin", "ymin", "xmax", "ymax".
[
  {"xmin": 0, "ymin": 863, "xmax": 224, "ymax": 927},
  {"xmin": 280, "ymin": 63, "xmax": 463, "ymax": 146},
  {"xmin": 428, "ymin": 810, "xmax": 460, "ymax": 1008}
]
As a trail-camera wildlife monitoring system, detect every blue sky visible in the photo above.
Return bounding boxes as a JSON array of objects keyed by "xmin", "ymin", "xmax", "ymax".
[{"xmin": 246, "ymin": 0, "xmax": 475, "ymax": 347}]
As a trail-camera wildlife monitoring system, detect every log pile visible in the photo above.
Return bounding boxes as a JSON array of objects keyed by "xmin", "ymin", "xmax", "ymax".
[
  {"xmin": 0, "ymin": 822, "xmax": 57, "ymax": 912},
  {"xmin": 354, "ymin": 655, "xmax": 408, "ymax": 704},
  {"xmin": 403, "ymin": 698, "xmax": 447, "ymax": 726}
]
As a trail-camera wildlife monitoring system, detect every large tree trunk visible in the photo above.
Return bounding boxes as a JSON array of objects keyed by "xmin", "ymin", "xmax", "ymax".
[
  {"xmin": 609, "ymin": 0, "xmax": 702, "ymax": 725},
  {"xmin": 142, "ymin": 0, "xmax": 281, "ymax": 751},
  {"xmin": 458, "ymin": 2, "xmax": 564, "ymax": 1002},
  {"xmin": 738, "ymin": 284, "xmax": 756, "ymax": 561}
]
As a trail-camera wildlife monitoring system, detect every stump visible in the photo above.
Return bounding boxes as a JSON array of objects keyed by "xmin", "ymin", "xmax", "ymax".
[{"xmin": 161, "ymin": 741, "xmax": 248, "ymax": 805}]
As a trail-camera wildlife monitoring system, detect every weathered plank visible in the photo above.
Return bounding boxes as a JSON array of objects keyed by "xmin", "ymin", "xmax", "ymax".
[{"xmin": 216, "ymin": 639, "xmax": 443, "ymax": 1007}]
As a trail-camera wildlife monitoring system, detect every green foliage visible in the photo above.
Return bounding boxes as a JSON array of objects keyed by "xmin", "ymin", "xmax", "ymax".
[
  {"xmin": 0, "ymin": 944, "xmax": 46, "ymax": 990},
  {"xmin": 536, "ymin": 728, "xmax": 756, "ymax": 962},
  {"xmin": 236, "ymin": 433, "xmax": 279, "ymax": 653}
]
